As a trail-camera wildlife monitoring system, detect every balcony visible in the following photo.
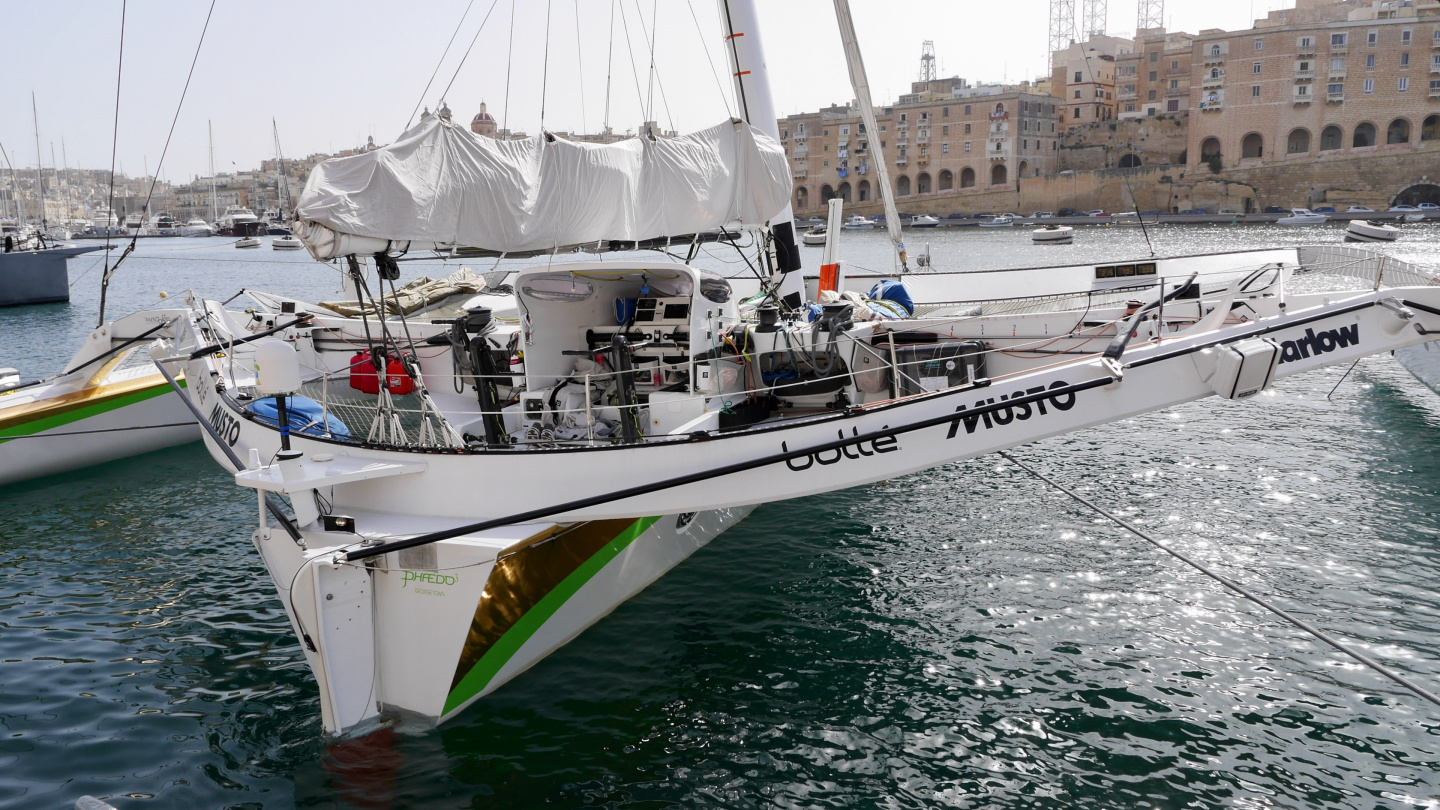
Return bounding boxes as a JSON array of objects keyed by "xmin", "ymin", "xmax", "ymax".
[
  {"xmin": 792, "ymin": 168, "xmax": 808, "ymax": 179},
  {"xmin": 1329, "ymin": 41, "xmax": 1348, "ymax": 54},
  {"xmin": 1202, "ymin": 75, "xmax": 1225, "ymax": 88},
  {"xmin": 1432, "ymin": 62, "xmax": 1440, "ymax": 73},
  {"xmin": 1167, "ymin": 85, "xmax": 1188, "ymax": 96},
  {"xmin": 894, "ymin": 155, "xmax": 907, "ymax": 165},
  {"xmin": 1293, "ymin": 88, "xmax": 1313, "ymax": 104},
  {"xmin": 1295, "ymin": 67, "xmax": 1315, "ymax": 78},
  {"xmin": 1330, "ymin": 68, "xmax": 1347, "ymax": 79},
  {"xmin": 1327, "ymin": 90, "xmax": 1345, "ymax": 102}
]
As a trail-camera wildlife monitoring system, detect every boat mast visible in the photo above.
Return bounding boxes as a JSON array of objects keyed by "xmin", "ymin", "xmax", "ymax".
[
  {"xmin": 272, "ymin": 119, "xmax": 289, "ymax": 218},
  {"xmin": 831, "ymin": 0, "xmax": 907, "ymax": 271},
  {"xmin": 717, "ymin": 0, "xmax": 806, "ymax": 310},
  {"xmin": 61, "ymin": 139, "xmax": 72, "ymax": 220},
  {"xmin": 32, "ymin": 93, "xmax": 46, "ymax": 230},
  {"xmin": 208, "ymin": 120, "xmax": 217, "ymax": 223}
]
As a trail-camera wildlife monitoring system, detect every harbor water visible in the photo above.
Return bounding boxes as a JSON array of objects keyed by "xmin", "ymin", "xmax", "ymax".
[{"xmin": 2, "ymin": 224, "xmax": 1439, "ymax": 808}]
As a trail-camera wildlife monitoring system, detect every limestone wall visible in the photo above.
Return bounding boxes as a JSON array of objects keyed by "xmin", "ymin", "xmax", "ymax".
[{"xmin": 1057, "ymin": 114, "xmax": 1191, "ymax": 172}]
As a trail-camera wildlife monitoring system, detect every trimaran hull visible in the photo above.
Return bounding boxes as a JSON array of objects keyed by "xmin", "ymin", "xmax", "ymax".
[{"xmin": 169, "ymin": 259, "xmax": 1440, "ymax": 736}]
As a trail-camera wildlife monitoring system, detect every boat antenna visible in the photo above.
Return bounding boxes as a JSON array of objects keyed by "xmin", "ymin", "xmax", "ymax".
[
  {"xmin": 573, "ymin": 0, "xmax": 587, "ymax": 136},
  {"xmin": 831, "ymin": 0, "xmax": 908, "ymax": 273},
  {"xmin": 99, "ymin": 0, "xmax": 216, "ymax": 328},
  {"xmin": 540, "ymin": 0, "xmax": 553, "ymax": 130},
  {"xmin": 1079, "ymin": 45, "xmax": 1155, "ymax": 257},
  {"xmin": 33, "ymin": 93, "xmax": 47, "ymax": 233},
  {"xmin": 405, "ymin": 0, "xmax": 477, "ymax": 131},
  {"xmin": 97, "ymin": 0, "xmax": 128, "ymax": 329}
]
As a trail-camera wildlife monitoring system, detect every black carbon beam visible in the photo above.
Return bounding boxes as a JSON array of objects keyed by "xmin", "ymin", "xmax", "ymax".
[{"xmin": 152, "ymin": 357, "xmax": 303, "ymax": 542}]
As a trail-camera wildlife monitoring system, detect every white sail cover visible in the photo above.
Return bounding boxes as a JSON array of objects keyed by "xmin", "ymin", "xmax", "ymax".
[{"xmin": 294, "ymin": 115, "xmax": 792, "ymax": 255}]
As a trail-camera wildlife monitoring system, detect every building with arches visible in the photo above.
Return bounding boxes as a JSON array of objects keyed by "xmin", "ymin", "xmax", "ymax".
[
  {"xmin": 1183, "ymin": 0, "xmax": 1440, "ymax": 206},
  {"xmin": 778, "ymin": 77, "xmax": 1060, "ymax": 214}
]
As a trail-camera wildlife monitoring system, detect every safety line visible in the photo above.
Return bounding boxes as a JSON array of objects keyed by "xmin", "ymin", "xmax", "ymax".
[{"xmin": 998, "ymin": 449, "xmax": 1440, "ymax": 711}]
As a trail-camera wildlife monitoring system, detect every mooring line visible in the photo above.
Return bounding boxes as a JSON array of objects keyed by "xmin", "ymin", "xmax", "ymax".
[{"xmin": 998, "ymin": 450, "xmax": 1440, "ymax": 711}]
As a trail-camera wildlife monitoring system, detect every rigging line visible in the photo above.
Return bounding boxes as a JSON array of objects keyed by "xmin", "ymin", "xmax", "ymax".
[
  {"xmin": 437, "ymin": 0, "xmax": 505, "ymax": 111},
  {"xmin": 540, "ymin": 0, "xmax": 553, "ymax": 130},
  {"xmin": 503, "ymin": 0, "xmax": 516, "ymax": 132},
  {"xmin": 97, "ymin": 0, "xmax": 127, "ymax": 330},
  {"xmin": 405, "ymin": 0, "xmax": 478, "ymax": 130},
  {"xmin": 101, "ymin": 0, "xmax": 216, "ymax": 331},
  {"xmin": 614, "ymin": 1, "xmax": 648, "ymax": 125},
  {"xmin": 632, "ymin": 0, "xmax": 674, "ymax": 132},
  {"xmin": 644, "ymin": 0, "xmax": 657, "ymax": 125},
  {"xmin": 603, "ymin": 0, "xmax": 615, "ymax": 131},
  {"xmin": 998, "ymin": 450, "xmax": 1440, "ymax": 712},
  {"xmin": 685, "ymin": 0, "xmax": 732, "ymax": 118},
  {"xmin": 1079, "ymin": 46, "xmax": 1154, "ymax": 257},
  {"xmin": 574, "ymin": 0, "xmax": 586, "ymax": 135}
]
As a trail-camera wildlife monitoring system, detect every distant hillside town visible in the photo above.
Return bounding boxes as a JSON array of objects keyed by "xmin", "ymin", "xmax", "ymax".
[{"xmin": 780, "ymin": 0, "xmax": 1440, "ymax": 215}]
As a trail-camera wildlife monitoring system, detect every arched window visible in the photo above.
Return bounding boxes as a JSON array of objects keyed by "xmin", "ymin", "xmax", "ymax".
[
  {"xmin": 896, "ymin": 175, "xmax": 911, "ymax": 197},
  {"xmin": 858, "ymin": 179, "xmax": 871, "ymax": 201},
  {"xmin": 938, "ymin": 169, "xmax": 954, "ymax": 191},
  {"xmin": 991, "ymin": 163, "xmax": 1007, "ymax": 185},
  {"xmin": 1423, "ymin": 115, "xmax": 1440, "ymax": 142},
  {"xmin": 1286, "ymin": 128, "xmax": 1310, "ymax": 154},
  {"xmin": 1210, "ymin": 44, "xmax": 1221, "ymax": 56},
  {"xmin": 1210, "ymin": 67, "xmax": 1221, "ymax": 79},
  {"xmin": 1320, "ymin": 125, "xmax": 1343, "ymax": 151},
  {"xmin": 916, "ymin": 172, "xmax": 932, "ymax": 194},
  {"xmin": 820, "ymin": 184, "xmax": 836, "ymax": 202},
  {"xmin": 1118, "ymin": 153, "xmax": 1142, "ymax": 168},
  {"xmin": 1019, "ymin": 160, "xmax": 1029, "ymax": 176},
  {"xmin": 1387, "ymin": 118, "xmax": 1411, "ymax": 144},
  {"xmin": 960, "ymin": 167, "xmax": 976, "ymax": 188},
  {"xmin": 1241, "ymin": 132, "xmax": 1263, "ymax": 159},
  {"xmin": 837, "ymin": 182, "xmax": 852, "ymax": 203},
  {"xmin": 1354, "ymin": 122, "xmax": 1376, "ymax": 148},
  {"xmin": 1200, "ymin": 137, "xmax": 1221, "ymax": 158}
]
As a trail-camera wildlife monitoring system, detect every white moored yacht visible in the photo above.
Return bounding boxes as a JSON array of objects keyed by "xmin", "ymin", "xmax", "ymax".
[
  {"xmin": 841, "ymin": 214, "xmax": 875, "ymax": 230},
  {"xmin": 134, "ymin": 0, "xmax": 1440, "ymax": 744}
]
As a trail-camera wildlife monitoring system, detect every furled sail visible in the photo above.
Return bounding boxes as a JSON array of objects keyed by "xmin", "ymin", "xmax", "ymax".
[{"xmin": 292, "ymin": 114, "xmax": 792, "ymax": 258}]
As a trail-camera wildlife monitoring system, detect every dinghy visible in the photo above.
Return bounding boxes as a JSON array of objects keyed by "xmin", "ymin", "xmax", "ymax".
[
  {"xmin": 1032, "ymin": 224, "xmax": 1074, "ymax": 243},
  {"xmin": 1346, "ymin": 219, "xmax": 1399, "ymax": 242}
]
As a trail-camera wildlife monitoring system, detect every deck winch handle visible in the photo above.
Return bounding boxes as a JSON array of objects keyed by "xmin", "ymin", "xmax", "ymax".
[{"xmin": 1103, "ymin": 273, "xmax": 1199, "ymax": 361}]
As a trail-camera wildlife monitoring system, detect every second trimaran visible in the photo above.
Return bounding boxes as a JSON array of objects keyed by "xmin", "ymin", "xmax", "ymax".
[{"xmin": 135, "ymin": 0, "xmax": 1440, "ymax": 737}]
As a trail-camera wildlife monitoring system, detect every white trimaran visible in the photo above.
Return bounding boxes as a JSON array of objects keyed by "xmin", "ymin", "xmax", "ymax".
[{"xmin": 142, "ymin": 0, "xmax": 1440, "ymax": 738}]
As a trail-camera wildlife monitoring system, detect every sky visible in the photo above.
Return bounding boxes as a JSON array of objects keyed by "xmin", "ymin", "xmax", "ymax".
[{"xmin": 0, "ymin": 0, "xmax": 1295, "ymax": 183}]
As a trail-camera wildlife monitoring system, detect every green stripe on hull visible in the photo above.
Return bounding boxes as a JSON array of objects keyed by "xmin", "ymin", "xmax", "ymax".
[
  {"xmin": 0, "ymin": 379, "xmax": 184, "ymax": 443},
  {"xmin": 442, "ymin": 515, "xmax": 661, "ymax": 716}
]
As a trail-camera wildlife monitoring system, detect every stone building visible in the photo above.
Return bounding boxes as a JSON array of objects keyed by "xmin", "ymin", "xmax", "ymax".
[
  {"xmin": 1117, "ymin": 29, "xmax": 1196, "ymax": 118},
  {"xmin": 1185, "ymin": 0, "xmax": 1440, "ymax": 206},
  {"xmin": 1051, "ymin": 35, "xmax": 1134, "ymax": 129},
  {"xmin": 779, "ymin": 79, "xmax": 1060, "ymax": 215}
]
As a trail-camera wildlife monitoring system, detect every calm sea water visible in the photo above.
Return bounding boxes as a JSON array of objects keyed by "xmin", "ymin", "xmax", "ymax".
[{"xmin": 3, "ymin": 225, "xmax": 1440, "ymax": 809}]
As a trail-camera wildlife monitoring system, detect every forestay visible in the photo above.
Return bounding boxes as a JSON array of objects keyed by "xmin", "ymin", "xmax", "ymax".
[{"xmin": 293, "ymin": 114, "xmax": 791, "ymax": 257}]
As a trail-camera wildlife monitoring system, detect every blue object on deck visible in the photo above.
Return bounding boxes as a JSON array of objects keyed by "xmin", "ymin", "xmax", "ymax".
[
  {"xmin": 867, "ymin": 279, "xmax": 915, "ymax": 315},
  {"xmin": 245, "ymin": 396, "xmax": 351, "ymax": 439}
]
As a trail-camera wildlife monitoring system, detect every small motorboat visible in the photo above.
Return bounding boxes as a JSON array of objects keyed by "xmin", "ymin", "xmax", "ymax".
[
  {"xmin": 1032, "ymin": 224, "xmax": 1074, "ymax": 243},
  {"xmin": 978, "ymin": 214, "xmax": 1014, "ymax": 228},
  {"xmin": 841, "ymin": 215, "xmax": 876, "ymax": 230},
  {"xmin": 801, "ymin": 226, "xmax": 827, "ymax": 246},
  {"xmin": 1276, "ymin": 208, "xmax": 1328, "ymax": 225},
  {"xmin": 1402, "ymin": 213, "xmax": 1426, "ymax": 223},
  {"xmin": 235, "ymin": 236, "xmax": 262, "ymax": 249},
  {"xmin": 909, "ymin": 215, "xmax": 939, "ymax": 228},
  {"xmin": 272, "ymin": 235, "xmax": 304, "ymax": 250},
  {"xmin": 1345, "ymin": 219, "xmax": 1399, "ymax": 242}
]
